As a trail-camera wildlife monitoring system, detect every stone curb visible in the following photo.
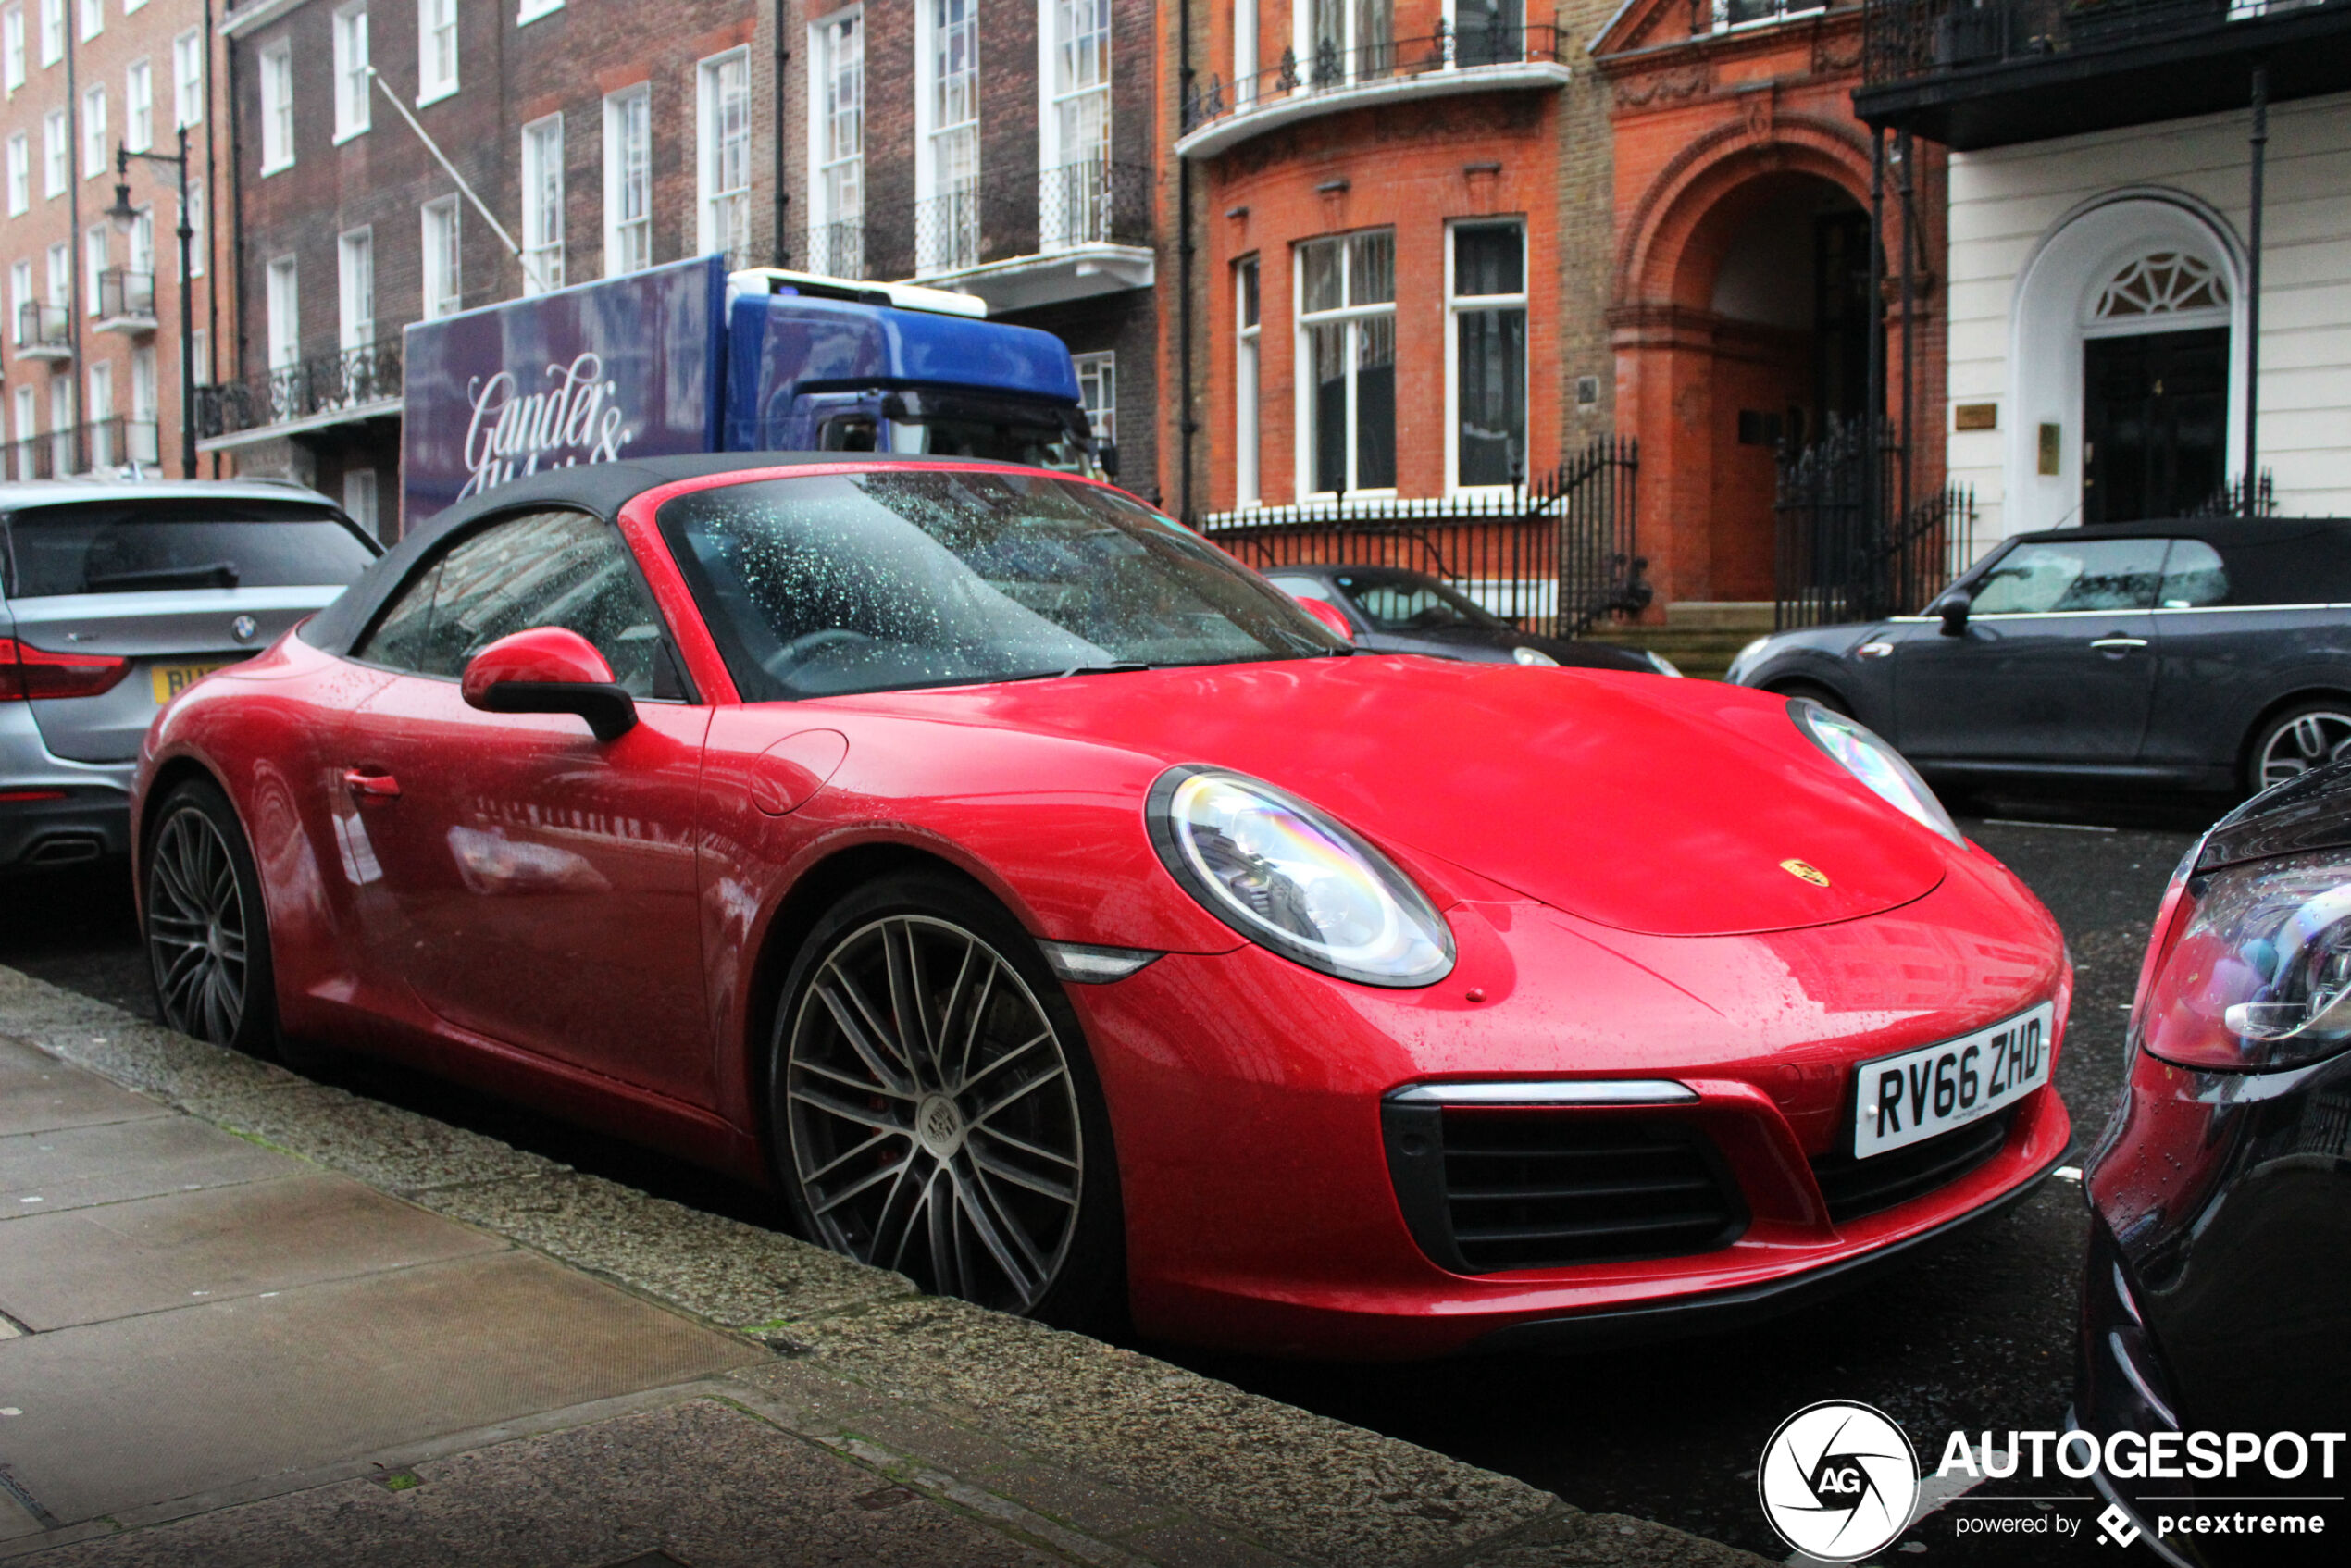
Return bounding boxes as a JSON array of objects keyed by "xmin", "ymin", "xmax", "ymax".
[{"xmin": 0, "ymin": 965, "xmax": 1773, "ymax": 1568}]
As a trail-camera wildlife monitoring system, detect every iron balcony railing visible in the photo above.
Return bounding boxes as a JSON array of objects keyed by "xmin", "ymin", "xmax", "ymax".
[
  {"xmin": 1181, "ymin": 20, "xmax": 1565, "ymax": 137},
  {"xmin": 6, "ymin": 417, "xmax": 131, "ymax": 479},
  {"xmin": 836, "ymin": 160, "xmax": 1156, "ymax": 282},
  {"xmin": 1197, "ymin": 438, "xmax": 1648, "ymax": 640},
  {"xmin": 16, "ymin": 300, "xmax": 70, "ymax": 352},
  {"xmin": 195, "ymin": 342, "xmax": 403, "ymax": 442},
  {"xmin": 96, "ymin": 268, "xmax": 156, "ymax": 324},
  {"xmin": 1862, "ymin": 0, "xmax": 2345, "ymax": 87}
]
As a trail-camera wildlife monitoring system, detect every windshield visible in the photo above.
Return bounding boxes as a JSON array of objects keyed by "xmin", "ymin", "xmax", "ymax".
[
  {"xmin": 658, "ymin": 470, "xmax": 1345, "ymax": 700},
  {"xmin": 2, "ymin": 500, "xmax": 377, "ymax": 599},
  {"xmin": 1330, "ymin": 569, "xmax": 1503, "ymax": 634}
]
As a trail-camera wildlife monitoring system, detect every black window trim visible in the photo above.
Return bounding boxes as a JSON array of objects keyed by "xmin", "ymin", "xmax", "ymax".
[{"xmin": 346, "ymin": 504, "xmax": 700, "ymax": 705}]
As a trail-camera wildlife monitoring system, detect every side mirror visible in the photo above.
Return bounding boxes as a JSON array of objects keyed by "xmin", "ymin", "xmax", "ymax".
[
  {"xmin": 1936, "ymin": 591, "xmax": 1972, "ymax": 638},
  {"xmin": 460, "ymin": 627, "xmax": 638, "ymax": 742},
  {"xmin": 1293, "ymin": 596, "xmax": 1356, "ymax": 643}
]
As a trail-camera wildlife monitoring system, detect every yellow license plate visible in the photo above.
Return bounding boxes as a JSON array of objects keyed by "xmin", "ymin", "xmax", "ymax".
[{"xmin": 153, "ymin": 663, "xmax": 231, "ymax": 703}]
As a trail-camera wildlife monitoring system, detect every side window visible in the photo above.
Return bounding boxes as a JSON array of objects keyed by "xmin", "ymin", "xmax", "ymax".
[
  {"xmin": 356, "ymin": 510, "xmax": 675, "ymax": 697},
  {"xmin": 1969, "ymin": 539, "xmax": 2167, "ymax": 616},
  {"xmin": 2158, "ymin": 540, "xmax": 2228, "ymax": 608}
]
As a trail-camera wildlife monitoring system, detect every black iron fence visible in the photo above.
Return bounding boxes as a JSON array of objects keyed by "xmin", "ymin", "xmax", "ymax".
[
  {"xmin": 2188, "ymin": 470, "xmax": 2279, "ymax": 517},
  {"xmin": 96, "ymin": 268, "xmax": 155, "ymax": 323},
  {"xmin": 5, "ymin": 417, "xmax": 131, "ymax": 479},
  {"xmin": 1196, "ymin": 438, "xmax": 1646, "ymax": 639},
  {"xmin": 1182, "ymin": 20, "xmax": 1565, "ymax": 137},
  {"xmin": 1774, "ymin": 419, "xmax": 1975, "ymax": 630},
  {"xmin": 1860, "ymin": 0, "xmax": 2328, "ymax": 86},
  {"xmin": 194, "ymin": 342, "xmax": 403, "ymax": 442}
]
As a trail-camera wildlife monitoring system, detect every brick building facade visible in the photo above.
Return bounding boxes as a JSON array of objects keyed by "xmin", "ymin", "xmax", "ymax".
[
  {"xmin": 0, "ymin": 0, "xmax": 224, "ymax": 481},
  {"xmin": 785, "ymin": 1, "xmax": 1163, "ymax": 501},
  {"xmin": 209, "ymin": 0, "xmax": 780, "ymax": 535}
]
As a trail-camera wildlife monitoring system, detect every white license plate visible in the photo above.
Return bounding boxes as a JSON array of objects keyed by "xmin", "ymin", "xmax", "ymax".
[{"xmin": 1852, "ymin": 1002, "xmax": 2055, "ymax": 1159}]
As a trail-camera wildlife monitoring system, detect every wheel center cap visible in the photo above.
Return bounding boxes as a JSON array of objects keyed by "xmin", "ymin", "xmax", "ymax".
[{"xmin": 914, "ymin": 1093, "xmax": 966, "ymax": 1159}]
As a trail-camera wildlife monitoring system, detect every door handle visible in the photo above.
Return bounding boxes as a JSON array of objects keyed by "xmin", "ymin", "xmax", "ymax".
[
  {"xmin": 342, "ymin": 768, "xmax": 401, "ymax": 799},
  {"xmin": 2089, "ymin": 636, "xmax": 2149, "ymax": 651}
]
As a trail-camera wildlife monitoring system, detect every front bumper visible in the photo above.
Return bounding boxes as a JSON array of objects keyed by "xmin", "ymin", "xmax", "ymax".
[
  {"xmin": 0, "ymin": 709, "xmax": 134, "ymax": 870},
  {"xmin": 1066, "ymin": 846, "xmax": 2074, "ymax": 1358}
]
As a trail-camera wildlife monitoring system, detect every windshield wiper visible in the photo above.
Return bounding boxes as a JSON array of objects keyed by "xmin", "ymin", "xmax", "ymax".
[
  {"xmin": 994, "ymin": 661, "xmax": 1153, "ymax": 684},
  {"xmin": 83, "ymin": 561, "xmax": 241, "ymax": 592}
]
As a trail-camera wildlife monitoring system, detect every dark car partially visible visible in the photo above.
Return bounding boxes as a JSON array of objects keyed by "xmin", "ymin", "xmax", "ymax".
[
  {"xmin": 2074, "ymin": 766, "xmax": 2351, "ymax": 1564},
  {"xmin": 1727, "ymin": 518, "xmax": 2351, "ymax": 798},
  {"xmin": 1264, "ymin": 565, "xmax": 1679, "ymax": 677}
]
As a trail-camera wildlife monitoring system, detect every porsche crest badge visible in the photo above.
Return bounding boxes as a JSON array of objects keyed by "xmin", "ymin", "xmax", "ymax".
[{"xmin": 1779, "ymin": 858, "xmax": 1830, "ymax": 888}]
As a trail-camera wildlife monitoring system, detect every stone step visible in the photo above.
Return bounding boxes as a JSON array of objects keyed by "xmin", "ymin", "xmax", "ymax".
[{"xmin": 1661, "ymin": 601, "xmax": 1777, "ymax": 632}]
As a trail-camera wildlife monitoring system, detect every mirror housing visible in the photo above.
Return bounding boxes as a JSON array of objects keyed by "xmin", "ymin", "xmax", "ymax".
[
  {"xmin": 1936, "ymin": 590, "xmax": 1972, "ymax": 638},
  {"xmin": 1293, "ymin": 596, "xmax": 1356, "ymax": 643},
  {"xmin": 461, "ymin": 627, "xmax": 638, "ymax": 742}
]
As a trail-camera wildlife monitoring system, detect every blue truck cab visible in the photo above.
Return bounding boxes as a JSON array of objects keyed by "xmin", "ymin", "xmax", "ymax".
[{"xmin": 400, "ymin": 255, "xmax": 1102, "ymax": 530}]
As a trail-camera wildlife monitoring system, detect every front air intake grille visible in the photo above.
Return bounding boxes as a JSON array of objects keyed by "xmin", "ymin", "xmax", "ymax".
[
  {"xmin": 1382, "ymin": 1104, "xmax": 1747, "ymax": 1275},
  {"xmin": 1810, "ymin": 1108, "xmax": 2015, "ymax": 1226}
]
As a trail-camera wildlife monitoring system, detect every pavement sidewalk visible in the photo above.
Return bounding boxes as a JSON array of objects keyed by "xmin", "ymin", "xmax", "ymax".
[{"xmin": 0, "ymin": 964, "xmax": 1771, "ymax": 1568}]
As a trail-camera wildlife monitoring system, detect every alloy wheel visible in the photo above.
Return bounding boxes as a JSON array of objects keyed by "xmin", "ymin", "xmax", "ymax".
[
  {"xmin": 2259, "ymin": 710, "xmax": 2351, "ymax": 790},
  {"xmin": 146, "ymin": 806, "xmax": 250, "ymax": 1045},
  {"xmin": 784, "ymin": 915, "xmax": 1082, "ymax": 1313}
]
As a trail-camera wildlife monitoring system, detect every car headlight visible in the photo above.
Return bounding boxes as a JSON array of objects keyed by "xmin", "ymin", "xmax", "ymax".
[
  {"xmin": 1146, "ymin": 766, "xmax": 1455, "ymax": 988},
  {"xmin": 1511, "ymin": 645, "xmax": 1558, "ymax": 667},
  {"xmin": 1645, "ymin": 650, "xmax": 1683, "ymax": 678},
  {"xmin": 1789, "ymin": 699, "xmax": 1965, "ymax": 848},
  {"xmin": 2142, "ymin": 850, "xmax": 2351, "ymax": 1071},
  {"xmin": 1726, "ymin": 635, "xmax": 1773, "ymax": 684}
]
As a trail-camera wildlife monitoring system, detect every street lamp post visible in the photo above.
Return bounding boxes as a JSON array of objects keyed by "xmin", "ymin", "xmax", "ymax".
[{"xmin": 106, "ymin": 126, "xmax": 196, "ymax": 479}]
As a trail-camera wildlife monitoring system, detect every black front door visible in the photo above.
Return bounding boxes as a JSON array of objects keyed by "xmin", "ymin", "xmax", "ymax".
[{"xmin": 2083, "ymin": 328, "xmax": 2229, "ymax": 524}]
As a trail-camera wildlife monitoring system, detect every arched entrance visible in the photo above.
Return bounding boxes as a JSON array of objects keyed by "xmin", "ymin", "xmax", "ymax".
[{"xmin": 2009, "ymin": 193, "xmax": 2246, "ymax": 531}]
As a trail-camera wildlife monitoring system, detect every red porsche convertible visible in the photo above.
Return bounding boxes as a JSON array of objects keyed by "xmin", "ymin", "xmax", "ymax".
[{"xmin": 133, "ymin": 454, "xmax": 2071, "ymax": 1357}]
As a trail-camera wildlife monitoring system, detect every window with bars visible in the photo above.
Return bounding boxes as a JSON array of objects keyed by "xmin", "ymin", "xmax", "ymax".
[
  {"xmin": 699, "ymin": 50, "xmax": 750, "ymax": 265},
  {"xmin": 604, "ymin": 86, "xmax": 652, "ymax": 277},
  {"xmin": 521, "ymin": 114, "xmax": 564, "ymax": 295},
  {"xmin": 1236, "ymin": 255, "xmax": 1260, "ymax": 505},
  {"xmin": 922, "ymin": 0, "xmax": 978, "ymax": 274},
  {"xmin": 1299, "ymin": 230, "xmax": 1395, "ymax": 496},
  {"xmin": 811, "ymin": 8, "xmax": 864, "ymax": 278},
  {"xmin": 417, "ymin": 0, "xmax": 457, "ymax": 103},
  {"xmin": 421, "ymin": 195, "xmax": 460, "ymax": 317},
  {"xmin": 1450, "ymin": 220, "xmax": 1525, "ymax": 490}
]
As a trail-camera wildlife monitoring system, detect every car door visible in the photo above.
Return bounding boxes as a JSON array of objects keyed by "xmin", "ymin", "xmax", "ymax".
[
  {"xmin": 336, "ymin": 508, "xmax": 717, "ymax": 1106},
  {"xmin": 1892, "ymin": 535, "xmax": 2166, "ymax": 770}
]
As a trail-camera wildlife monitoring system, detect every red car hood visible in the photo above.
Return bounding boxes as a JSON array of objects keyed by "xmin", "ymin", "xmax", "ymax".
[{"xmin": 827, "ymin": 656, "xmax": 1948, "ymax": 938}]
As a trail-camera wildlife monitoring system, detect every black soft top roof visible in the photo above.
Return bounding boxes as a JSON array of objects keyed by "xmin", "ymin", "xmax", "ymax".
[
  {"xmin": 2016, "ymin": 517, "xmax": 2351, "ymax": 545},
  {"xmin": 301, "ymin": 453, "xmax": 1035, "ymax": 655}
]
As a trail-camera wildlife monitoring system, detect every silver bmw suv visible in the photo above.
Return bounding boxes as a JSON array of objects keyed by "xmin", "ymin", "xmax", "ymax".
[{"xmin": 1, "ymin": 479, "xmax": 379, "ymax": 872}]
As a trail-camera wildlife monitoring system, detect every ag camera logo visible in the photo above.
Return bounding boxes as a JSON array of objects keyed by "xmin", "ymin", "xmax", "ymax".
[{"xmin": 1759, "ymin": 1400, "xmax": 1921, "ymax": 1562}]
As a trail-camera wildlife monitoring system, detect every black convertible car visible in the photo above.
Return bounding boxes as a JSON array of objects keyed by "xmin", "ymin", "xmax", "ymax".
[
  {"xmin": 1727, "ymin": 518, "xmax": 2351, "ymax": 798},
  {"xmin": 2076, "ymin": 765, "xmax": 2351, "ymax": 1565},
  {"xmin": 1263, "ymin": 565, "xmax": 1679, "ymax": 677}
]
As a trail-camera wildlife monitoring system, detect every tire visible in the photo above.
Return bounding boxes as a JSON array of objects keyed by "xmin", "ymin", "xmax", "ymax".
[
  {"xmin": 2246, "ymin": 702, "xmax": 2351, "ymax": 795},
  {"xmin": 769, "ymin": 871, "xmax": 1124, "ymax": 1328},
  {"xmin": 143, "ymin": 778, "xmax": 280, "ymax": 1056}
]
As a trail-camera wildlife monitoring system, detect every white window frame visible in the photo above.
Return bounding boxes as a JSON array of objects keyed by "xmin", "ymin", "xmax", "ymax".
[
  {"xmin": 80, "ymin": 84, "xmax": 105, "ymax": 179},
  {"xmin": 516, "ymin": 0, "xmax": 561, "ymax": 24},
  {"xmin": 37, "ymin": 0, "xmax": 57, "ymax": 66},
  {"xmin": 339, "ymin": 226, "xmax": 374, "ymax": 353},
  {"xmin": 1233, "ymin": 0, "xmax": 1256, "ymax": 104},
  {"xmin": 174, "ymin": 29, "xmax": 204, "ymax": 128},
  {"xmin": 6, "ymin": 134, "xmax": 26, "ymax": 216},
  {"xmin": 44, "ymin": 239, "xmax": 67, "ymax": 308},
  {"xmin": 47, "ymin": 377, "xmax": 72, "ymax": 474},
  {"xmin": 1294, "ymin": 229, "xmax": 1397, "ymax": 500},
  {"xmin": 1445, "ymin": 218, "xmax": 1527, "ymax": 495},
  {"xmin": 1709, "ymin": 0, "xmax": 1826, "ymax": 33},
  {"xmin": 7, "ymin": 258, "xmax": 27, "ymax": 345},
  {"xmin": 266, "ymin": 254, "xmax": 299, "ymax": 371},
  {"xmin": 914, "ymin": 0, "xmax": 979, "ymax": 276},
  {"xmin": 805, "ymin": 6, "xmax": 864, "ymax": 278},
  {"xmin": 332, "ymin": 4, "xmax": 370, "ymax": 143},
  {"xmin": 129, "ymin": 205, "xmax": 154, "ymax": 280},
  {"xmin": 519, "ymin": 112, "xmax": 564, "ymax": 295},
  {"xmin": 1295, "ymin": 0, "xmax": 1393, "ymax": 87},
  {"xmin": 603, "ymin": 84, "xmax": 651, "ymax": 278},
  {"xmin": 258, "ymin": 39, "xmax": 294, "ymax": 174},
  {"xmin": 131, "ymin": 342, "xmax": 157, "ymax": 443},
  {"xmin": 343, "ymin": 468, "xmax": 379, "ymax": 539},
  {"xmin": 696, "ymin": 48, "xmax": 751, "ymax": 264},
  {"xmin": 3, "ymin": 6, "xmax": 23, "ymax": 94},
  {"xmin": 125, "ymin": 58, "xmax": 152, "ymax": 153},
  {"xmin": 420, "ymin": 193, "xmax": 460, "ymax": 317},
  {"xmin": 1236, "ymin": 255, "xmax": 1260, "ymax": 506},
  {"xmin": 1074, "ymin": 350, "xmax": 1114, "ymax": 448},
  {"xmin": 74, "ymin": 0, "xmax": 94, "ymax": 44},
  {"xmin": 184, "ymin": 181, "xmax": 204, "ymax": 277},
  {"xmin": 41, "ymin": 107, "xmax": 62, "ymax": 196},
  {"xmin": 81, "ymin": 221, "xmax": 104, "ymax": 316},
  {"xmin": 14, "ymin": 388, "xmax": 34, "ymax": 475},
  {"xmin": 417, "ymin": 0, "xmax": 457, "ymax": 106},
  {"xmin": 1039, "ymin": 0, "xmax": 1112, "ymax": 250},
  {"xmin": 189, "ymin": 325, "xmax": 209, "ymax": 385},
  {"xmin": 87, "ymin": 361, "xmax": 113, "ymax": 466}
]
